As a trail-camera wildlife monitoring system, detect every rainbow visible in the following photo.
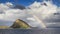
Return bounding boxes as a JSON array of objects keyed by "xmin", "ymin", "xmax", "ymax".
[{"xmin": 33, "ymin": 15, "xmax": 46, "ymax": 28}]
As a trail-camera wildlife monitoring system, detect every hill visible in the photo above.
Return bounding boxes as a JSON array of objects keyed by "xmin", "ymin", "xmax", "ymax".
[{"xmin": 10, "ymin": 19, "xmax": 31, "ymax": 29}]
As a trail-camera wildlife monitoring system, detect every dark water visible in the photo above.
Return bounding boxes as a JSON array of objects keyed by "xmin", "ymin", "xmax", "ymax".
[{"xmin": 0, "ymin": 28, "xmax": 60, "ymax": 34}]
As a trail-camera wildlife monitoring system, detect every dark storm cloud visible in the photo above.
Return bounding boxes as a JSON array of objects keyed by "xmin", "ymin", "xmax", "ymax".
[
  {"xmin": 45, "ymin": 19, "xmax": 60, "ymax": 22},
  {"xmin": 13, "ymin": 5, "xmax": 26, "ymax": 10},
  {"xmin": 44, "ymin": 14, "xmax": 60, "ymax": 22}
]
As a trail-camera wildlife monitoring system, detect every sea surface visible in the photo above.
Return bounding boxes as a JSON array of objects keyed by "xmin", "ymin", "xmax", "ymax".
[{"xmin": 0, "ymin": 28, "xmax": 60, "ymax": 34}]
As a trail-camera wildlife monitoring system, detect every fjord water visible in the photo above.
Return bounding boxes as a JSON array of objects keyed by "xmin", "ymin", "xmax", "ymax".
[{"xmin": 0, "ymin": 28, "xmax": 60, "ymax": 34}]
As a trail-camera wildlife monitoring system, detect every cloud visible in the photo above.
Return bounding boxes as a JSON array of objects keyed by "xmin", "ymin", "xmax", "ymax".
[
  {"xmin": 0, "ymin": 2, "xmax": 26, "ymax": 21},
  {"xmin": 0, "ymin": 2, "xmax": 27, "ymax": 26},
  {"xmin": 26, "ymin": 1, "xmax": 60, "ymax": 28},
  {"xmin": 0, "ymin": 0, "xmax": 60, "ymax": 28},
  {"xmin": 28, "ymin": 1, "xmax": 57, "ymax": 19},
  {"xmin": 14, "ymin": 5, "xmax": 26, "ymax": 9}
]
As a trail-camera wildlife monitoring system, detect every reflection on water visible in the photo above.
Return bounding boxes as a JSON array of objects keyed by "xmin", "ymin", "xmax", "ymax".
[{"xmin": 0, "ymin": 28, "xmax": 60, "ymax": 34}]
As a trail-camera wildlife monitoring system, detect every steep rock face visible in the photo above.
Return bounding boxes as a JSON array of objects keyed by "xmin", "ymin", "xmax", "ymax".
[{"xmin": 10, "ymin": 19, "xmax": 31, "ymax": 29}]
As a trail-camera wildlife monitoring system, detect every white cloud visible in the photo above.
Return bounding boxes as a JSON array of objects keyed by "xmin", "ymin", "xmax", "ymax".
[
  {"xmin": 0, "ymin": 2, "xmax": 26, "ymax": 21},
  {"xmin": 0, "ymin": 0, "xmax": 60, "ymax": 28},
  {"xmin": 0, "ymin": 2, "xmax": 27, "ymax": 26},
  {"xmin": 26, "ymin": 1, "xmax": 60, "ymax": 28},
  {"xmin": 28, "ymin": 1, "xmax": 57, "ymax": 19}
]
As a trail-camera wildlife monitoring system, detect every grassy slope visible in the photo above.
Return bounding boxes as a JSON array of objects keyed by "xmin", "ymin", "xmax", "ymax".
[{"xmin": 0, "ymin": 26, "xmax": 9, "ymax": 29}]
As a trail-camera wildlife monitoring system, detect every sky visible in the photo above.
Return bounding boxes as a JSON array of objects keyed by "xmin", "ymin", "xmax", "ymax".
[
  {"xmin": 0, "ymin": 0, "xmax": 60, "ymax": 28},
  {"xmin": 0, "ymin": 0, "xmax": 60, "ymax": 7}
]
